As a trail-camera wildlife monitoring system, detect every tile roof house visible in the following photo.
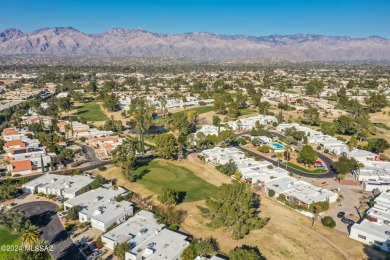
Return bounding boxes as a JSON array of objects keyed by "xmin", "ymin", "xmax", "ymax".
[{"xmin": 9, "ymin": 160, "xmax": 33, "ymax": 175}]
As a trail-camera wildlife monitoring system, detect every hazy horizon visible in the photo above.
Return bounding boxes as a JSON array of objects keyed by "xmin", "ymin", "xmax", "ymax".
[{"xmin": 1, "ymin": 0, "xmax": 389, "ymax": 38}]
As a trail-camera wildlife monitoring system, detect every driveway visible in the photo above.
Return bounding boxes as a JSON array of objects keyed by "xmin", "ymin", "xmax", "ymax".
[{"xmin": 14, "ymin": 201, "xmax": 86, "ymax": 260}]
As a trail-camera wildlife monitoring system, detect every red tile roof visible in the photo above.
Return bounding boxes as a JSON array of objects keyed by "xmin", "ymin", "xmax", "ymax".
[
  {"xmin": 11, "ymin": 160, "xmax": 32, "ymax": 172},
  {"xmin": 2, "ymin": 128, "xmax": 19, "ymax": 135},
  {"xmin": 4, "ymin": 140, "xmax": 26, "ymax": 148}
]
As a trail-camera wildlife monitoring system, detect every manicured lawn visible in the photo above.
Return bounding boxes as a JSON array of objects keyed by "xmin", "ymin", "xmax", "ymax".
[
  {"xmin": 135, "ymin": 160, "xmax": 217, "ymax": 202},
  {"xmin": 77, "ymin": 102, "xmax": 109, "ymax": 121},
  {"xmin": 239, "ymin": 108, "xmax": 257, "ymax": 116},
  {"xmin": 0, "ymin": 229, "xmax": 21, "ymax": 258},
  {"xmin": 176, "ymin": 106, "xmax": 214, "ymax": 115},
  {"xmin": 284, "ymin": 162, "xmax": 327, "ymax": 174}
]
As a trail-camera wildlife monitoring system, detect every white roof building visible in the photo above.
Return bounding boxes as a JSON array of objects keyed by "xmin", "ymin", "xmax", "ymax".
[
  {"xmin": 56, "ymin": 92, "xmax": 69, "ymax": 98},
  {"xmin": 350, "ymin": 192, "xmax": 390, "ymax": 251},
  {"xmin": 101, "ymin": 210, "xmax": 164, "ymax": 250},
  {"xmin": 89, "ymin": 200, "xmax": 134, "ymax": 231},
  {"xmin": 64, "ymin": 187, "xmax": 133, "ymax": 231},
  {"xmin": 125, "ymin": 228, "xmax": 189, "ymax": 260},
  {"xmin": 235, "ymin": 158, "xmax": 289, "ymax": 183},
  {"xmin": 348, "ymin": 149, "xmax": 379, "ymax": 162},
  {"xmin": 264, "ymin": 176, "xmax": 338, "ymax": 207},
  {"xmin": 200, "ymin": 147, "xmax": 246, "ymax": 166},
  {"xmin": 227, "ymin": 115, "xmax": 277, "ymax": 131},
  {"xmin": 22, "ymin": 174, "xmax": 94, "ymax": 199},
  {"xmin": 195, "ymin": 125, "xmax": 225, "ymax": 136}
]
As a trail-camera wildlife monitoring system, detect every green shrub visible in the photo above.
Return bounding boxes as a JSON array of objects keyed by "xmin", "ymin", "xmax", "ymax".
[
  {"xmin": 268, "ymin": 189, "xmax": 275, "ymax": 197},
  {"xmin": 98, "ymin": 166, "xmax": 107, "ymax": 171},
  {"xmin": 321, "ymin": 216, "xmax": 336, "ymax": 228},
  {"xmin": 258, "ymin": 145, "xmax": 270, "ymax": 153},
  {"xmin": 65, "ymin": 223, "xmax": 76, "ymax": 232}
]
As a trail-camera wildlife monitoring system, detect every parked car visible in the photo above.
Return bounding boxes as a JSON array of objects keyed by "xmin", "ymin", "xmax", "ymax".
[
  {"xmin": 341, "ymin": 217, "xmax": 354, "ymax": 225},
  {"xmin": 58, "ymin": 211, "xmax": 67, "ymax": 218},
  {"xmin": 88, "ymin": 250, "xmax": 103, "ymax": 260},
  {"xmin": 337, "ymin": 212, "xmax": 345, "ymax": 218},
  {"xmin": 58, "ymin": 198, "xmax": 66, "ymax": 203}
]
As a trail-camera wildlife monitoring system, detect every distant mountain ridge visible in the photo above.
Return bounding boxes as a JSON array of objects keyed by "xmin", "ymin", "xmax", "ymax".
[{"xmin": 0, "ymin": 27, "xmax": 389, "ymax": 61}]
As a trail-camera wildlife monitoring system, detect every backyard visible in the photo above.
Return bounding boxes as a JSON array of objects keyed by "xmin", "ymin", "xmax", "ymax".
[
  {"xmin": 76, "ymin": 102, "xmax": 109, "ymax": 121},
  {"xmin": 284, "ymin": 161, "xmax": 328, "ymax": 174},
  {"xmin": 0, "ymin": 228, "xmax": 21, "ymax": 258}
]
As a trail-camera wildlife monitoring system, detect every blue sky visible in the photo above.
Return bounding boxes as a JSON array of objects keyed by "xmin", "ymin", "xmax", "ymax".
[{"xmin": 2, "ymin": 0, "xmax": 389, "ymax": 37}]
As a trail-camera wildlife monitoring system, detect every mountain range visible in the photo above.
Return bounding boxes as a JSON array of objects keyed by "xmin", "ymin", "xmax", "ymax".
[{"xmin": 0, "ymin": 27, "xmax": 389, "ymax": 61}]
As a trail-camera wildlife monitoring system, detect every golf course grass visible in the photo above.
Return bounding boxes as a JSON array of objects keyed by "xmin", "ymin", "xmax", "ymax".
[
  {"xmin": 135, "ymin": 160, "xmax": 217, "ymax": 202},
  {"xmin": 77, "ymin": 102, "xmax": 109, "ymax": 121},
  {"xmin": 177, "ymin": 106, "xmax": 214, "ymax": 115},
  {"xmin": 0, "ymin": 229, "xmax": 21, "ymax": 258}
]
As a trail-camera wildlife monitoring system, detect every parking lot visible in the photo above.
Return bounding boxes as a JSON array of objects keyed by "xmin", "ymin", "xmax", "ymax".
[{"xmin": 296, "ymin": 174, "xmax": 368, "ymax": 234}]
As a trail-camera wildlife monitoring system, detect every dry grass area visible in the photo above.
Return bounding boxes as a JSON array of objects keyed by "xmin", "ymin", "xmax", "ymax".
[
  {"xmin": 97, "ymin": 157, "xmax": 375, "ymax": 259},
  {"xmin": 97, "ymin": 165, "xmax": 159, "ymax": 203},
  {"xmin": 178, "ymin": 196, "xmax": 371, "ymax": 259}
]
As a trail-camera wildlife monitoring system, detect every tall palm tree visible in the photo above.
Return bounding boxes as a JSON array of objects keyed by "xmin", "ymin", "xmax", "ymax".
[{"xmin": 20, "ymin": 225, "xmax": 40, "ymax": 246}]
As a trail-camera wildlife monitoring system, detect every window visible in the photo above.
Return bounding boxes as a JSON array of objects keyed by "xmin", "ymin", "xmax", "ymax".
[
  {"xmin": 385, "ymin": 231, "xmax": 390, "ymax": 235},
  {"xmin": 384, "ymin": 220, "xmax": 390, "ymax": 225},
  {"xmin": 358, "ymin": 234, "xmax": 366, "ymax": 240}
]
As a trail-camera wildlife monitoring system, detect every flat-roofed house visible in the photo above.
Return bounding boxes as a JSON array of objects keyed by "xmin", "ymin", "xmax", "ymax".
[
  {"xmin": 101, "ymin": 210, "xmax": 164, "ymax": 250},
  {"xmin": 22, "ymin": 174, "xmax": 94, "ymax": 198},
  {"xmin": 350, "ymin": 192, "xmax": 390, "ymax": 251},
  {"xmin": 9, "ymin": 160, "xmax": 32, "ymax": 175}
]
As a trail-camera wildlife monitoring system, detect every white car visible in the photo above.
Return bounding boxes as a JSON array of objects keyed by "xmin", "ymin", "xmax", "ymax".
[
  {"xmin": 88, "ymin": 250, "xmax": 103, "ymax": 260},
  {"xmin": 58, "ymin": 211, "xmax": 67, "ymax": 218}
]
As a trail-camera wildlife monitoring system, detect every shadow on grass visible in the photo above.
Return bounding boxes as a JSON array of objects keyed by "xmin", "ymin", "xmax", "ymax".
[
  {"xmin": 177, "ymin": 191, "xmax": 187, "ymax": 204},
  {"xmin": 135, "ymin": 169, "xmax": 150, "ymax": 181},
  {"xmin": 76, "ymin": 110, "xmax": 90, "ymax": 116}
]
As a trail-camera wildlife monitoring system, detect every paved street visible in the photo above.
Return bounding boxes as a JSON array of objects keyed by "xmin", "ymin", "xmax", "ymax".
[
  {"xmin": 74, "ymin": 142, "xmax": 100, "ymax": 163},
  {"xmin": 14, "ymin": 201, "xmax": 86, "ymax": 260},
  {"xmin": 237, "ymin": 146, "xmax": 335, "ymax": 178}
]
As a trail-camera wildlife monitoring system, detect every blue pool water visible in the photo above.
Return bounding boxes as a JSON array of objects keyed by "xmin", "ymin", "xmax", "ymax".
[{"xmin": 271, "ymin": 142, "xmax": 285, "ymax": 149}]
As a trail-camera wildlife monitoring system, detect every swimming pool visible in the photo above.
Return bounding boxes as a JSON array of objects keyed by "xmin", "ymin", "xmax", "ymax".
[{"xmin": 271, "ymin": 142, "xmax": 285, "ymax": 149}]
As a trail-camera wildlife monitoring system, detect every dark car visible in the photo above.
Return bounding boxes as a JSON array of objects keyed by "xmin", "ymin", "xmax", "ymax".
[
  {"xmin": 341, "ymin": 217, "xmax": 354, "ymax": 225},
  {"xmin": 337, "ymin": 212, "xmax": 345, "ymax": 218}
]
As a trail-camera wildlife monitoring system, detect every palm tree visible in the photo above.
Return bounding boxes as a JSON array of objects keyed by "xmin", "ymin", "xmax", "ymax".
[
  {"xmin": 20, "ymin": 225, "xmax": 40, "ymax": 246},
  {"xmin": 276, "ymin": 153, "xmax": 282, "ymax": 167}
]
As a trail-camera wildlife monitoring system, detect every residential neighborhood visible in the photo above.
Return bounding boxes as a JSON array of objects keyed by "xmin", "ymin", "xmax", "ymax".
[{"xmin": 0, "ymin": 3, "xmax": 390, "ymax": 259}]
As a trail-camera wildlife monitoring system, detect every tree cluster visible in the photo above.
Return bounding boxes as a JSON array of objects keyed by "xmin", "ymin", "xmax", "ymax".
[{"xmin": 198, "ymin": 182, "xmax": 269, "ymax": 239}]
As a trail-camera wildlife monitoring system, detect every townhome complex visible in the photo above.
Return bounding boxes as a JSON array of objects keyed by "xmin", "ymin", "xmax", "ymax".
[
  {"xmin": 201, "ymin": 147, "xmax": 246, "ymax": 166},
  {"xmin": 235, "ymin": 157, "xmax": 289, "ymax": 182},
  {"xmin": 350, "ymin": 192, "xmax": 390, "ymax": 251},
  {"xmin": 2, "ymin": 128, "xmax": 52, "ymax": 175},
  {"xmin": 195, "ymin": 125, "xmax": 225, "ymax": 137},
  {"xmin": 64, "ymin": 187, "xmax": 133, "ymax": 231},
  {"xmin": 227, "ymin": 114, "xmax": 277, "ymax": 131},
  {"xmin": 22, "ymin": 173, "xmax": 94, "ymax": 198},
  {"xmin": 264, "ymin": 176, "xmax": 338, "ymax": 208},
  {"xmin": 57, "ymin": 120, "xmax": 123, "ymax": 156},
  {"xmin": 201, "ymin": 146, "xmax": 337, "ymax": 211},
  {"xmin": 101, "ymin": 210, "xmax": 189, "ymax": 259}
]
